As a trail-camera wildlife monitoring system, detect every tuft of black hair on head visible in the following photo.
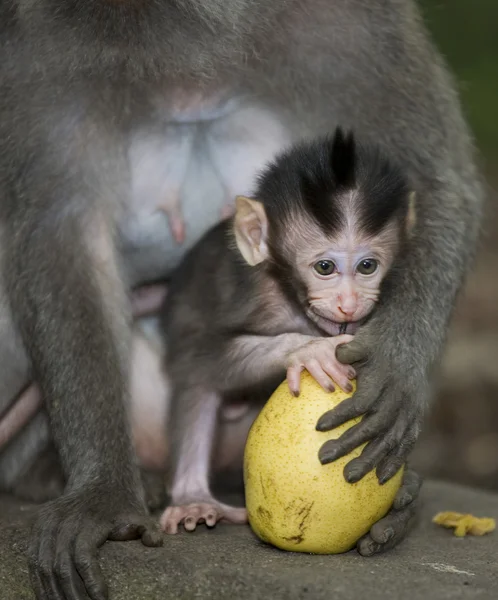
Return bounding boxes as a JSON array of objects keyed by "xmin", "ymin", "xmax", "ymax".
[
  {"xmin": 253, "ymin": 126, "xmax": 409, "ymax": 239},
  {"xmin": 254, "ymin": 127, "xmax": 360, "ymax": 237},
  {"xmin": 330, "ymin": 127, "xmax": 356, "ymax": 189},
  {"xmin": 354, "ymin": 146, "xmax": 410, "ymax": 236}
]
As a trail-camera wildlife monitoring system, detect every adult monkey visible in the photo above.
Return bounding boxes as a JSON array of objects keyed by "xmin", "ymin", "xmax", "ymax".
[{"xmin": 0, "ymin": 0, "xmax": 482, "ymax": 599}]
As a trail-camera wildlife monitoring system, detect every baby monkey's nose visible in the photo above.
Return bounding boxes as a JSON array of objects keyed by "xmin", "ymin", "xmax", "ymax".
[
  {"xmin": 338, "ymin": 295, "xmax": 357, "ymax": 318},
  {"xmin": 338, "ymin": 306, "xmax": 355, "ymax": 317}
]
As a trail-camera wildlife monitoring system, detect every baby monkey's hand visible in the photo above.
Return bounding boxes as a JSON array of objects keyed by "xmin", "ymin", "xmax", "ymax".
[{"xmin": 286, "ymin": 335, "xmax": 356, "ymax": 396}]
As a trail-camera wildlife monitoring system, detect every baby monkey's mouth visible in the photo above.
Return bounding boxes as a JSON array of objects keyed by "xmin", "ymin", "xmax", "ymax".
[{"xmin": 306, "ymin": 308, "xmax": 360, "ymax": 336}]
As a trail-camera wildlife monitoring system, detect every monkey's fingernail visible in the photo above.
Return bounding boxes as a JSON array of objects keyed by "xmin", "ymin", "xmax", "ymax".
[
  {"xmin": 378, "ymin": 467, "xmax": 397, "ymax": 484},
  {"xmin": 316, "ymin": 417, "xmax": 332, "ymax": 431},
  {"xmin": 319, "ymin": 447, "xmax": 337, "ymax": 464},
  {"xmin": 382, "ymin": 527, "xmax": 394, "ymax": 542},
  {"xmin": 345, "ymin": 467, "xmax": 363, "ymax": 483},
  {"xmin": 291, "ymin": 389, "xmax": 300, "ymax": 397},
  {"xmin": 346, "ymin": 383, "xmax": 353, "ymax": 392},
  {"xmin": 348, "ymin": 369, "xmax": 356, "ymax": 379}
]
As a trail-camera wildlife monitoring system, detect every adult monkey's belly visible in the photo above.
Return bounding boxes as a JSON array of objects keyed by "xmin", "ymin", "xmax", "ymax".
[
  {"xmin": 120, "ymin": 94, "xmax": 294, "ymax": 285},
  {"xmin": 0, "ymin": 91, "xmax": 295, "ymax": 490},
  {"xmin": 124, "ymin": 93, "xmax": 293, "ymax": 471}
]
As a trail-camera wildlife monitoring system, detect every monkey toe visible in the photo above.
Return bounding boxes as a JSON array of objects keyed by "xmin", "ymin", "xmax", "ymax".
[
  {"xmin": 160, "ymin": 506, "xmax": 183, "ymax": 534},
  {"xmin": 160, "ymin": 504, "xmax": 208, "ymax": 534},
  {"xmin": 160, "ymin": 502, "xmax": 247, "ymax": 534}
]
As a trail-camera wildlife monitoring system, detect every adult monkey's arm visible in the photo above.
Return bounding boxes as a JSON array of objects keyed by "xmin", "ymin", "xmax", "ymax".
[
  {"xmin": 1, "ymin": 150, "xmax": 162, "ymax": 599},
  {"xmin": 277, "ymin": 3, "xmax": 484, "ymax": 481},
  {"xmin": 267, "ymin": 0, "xmax": 483, "ymax": 556}
]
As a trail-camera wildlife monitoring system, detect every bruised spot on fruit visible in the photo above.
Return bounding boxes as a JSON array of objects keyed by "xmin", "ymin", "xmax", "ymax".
[
  {"xmin": 283, "ymin": 533, "xmax": 304, "ymax": 544},
  {"xmin": 257, "ymin": 505, "xmax": 272, "ymax": 523},
  {"xmin": 283, "ymin": 499, "xmax": 314, "ymax": 546}
]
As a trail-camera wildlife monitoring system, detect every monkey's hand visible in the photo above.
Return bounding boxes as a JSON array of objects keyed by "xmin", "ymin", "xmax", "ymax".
[
  {"xmin": 357, "ymin": 469, "xmax": 421, "ymax": 556},
  {"xmin": 315, "ymin": 329, "xmax": 426, "ymax": 483},
  {"xmin": 28, "ymin": 486, "xmax": 163, "ymax": 600},
  {"xmin": 286, "ymin": 335, "xmax": 356, "ymax": 396}
]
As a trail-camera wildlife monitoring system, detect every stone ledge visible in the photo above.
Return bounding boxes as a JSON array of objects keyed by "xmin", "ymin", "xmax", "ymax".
[{"xmin": 1, "ymin": 480, "xmax": 497, "ymax": 600}]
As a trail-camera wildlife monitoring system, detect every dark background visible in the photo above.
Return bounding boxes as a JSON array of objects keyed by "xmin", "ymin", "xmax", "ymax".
[{"xmin": 411, "ymin": 1, "xmax": 498, "ymax": 490}]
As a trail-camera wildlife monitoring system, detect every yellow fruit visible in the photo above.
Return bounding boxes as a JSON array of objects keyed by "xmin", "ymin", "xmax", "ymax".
[{"xmin": 243, "ymin": 371, "xmax": 404, "ymax": 554}]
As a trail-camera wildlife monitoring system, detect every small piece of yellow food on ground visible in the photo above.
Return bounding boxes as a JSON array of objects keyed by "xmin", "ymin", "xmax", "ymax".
[{"xmin": 432, "ymin": 511, "xmax": 496, "ymax": 537}]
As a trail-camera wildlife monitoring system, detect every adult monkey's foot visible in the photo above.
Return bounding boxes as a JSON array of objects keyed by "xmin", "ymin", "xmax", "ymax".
[
  {"xmin": 28, "ymin": 486, "xmax": 162, "ymax": 600},
  {"xmin": 357, "ymin": 469, "xmax": 421, "ymax": 555}
]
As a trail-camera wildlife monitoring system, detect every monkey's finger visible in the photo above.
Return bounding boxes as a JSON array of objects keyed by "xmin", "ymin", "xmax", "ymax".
[
  {"xmin": 27, "ymin": 525, "xmax": 46, "ymax": 600},
  {"xmin": 357, "ymin": 497, "xmax": 418, "ymax": 557},
  {"xmin": 29, "ymin": 521, "xmax": 62, "ymax": 600},
  {"xmin": 315, "ymin": 370, "xmax": 386, "ymax": 431},
  {"xmin": 73, "ymin": 527, "xmax": 109, "ymax": 600},
  {"xmin": 376, "ymin": 425, "xmax": 420, "ymax": 484},
  {"xmin": 109, "ymin": 522, "xmax": 144, "ymax": 541},
  {"xmin": 37, "ymin": 524, "xmax": 66, "ymax": 600},
  {"xmin": 393, "ymin": 469, "xmax": 422, "ymax": 510},
  {"xmin": 28, "ymin": 561, "xmax": 46, "ymax": 600},
  {"xmin": 56, "ymin": 537, "xmax": 93, "ymax": 600},
  {"xmin": 141, "ymin": 524, "xmax": 163, "ymax": 547},
  {"xmin": 318, "ymin": 408, "xmax": 392, "ymax": 465},
  {"xmin": 304, "ymin": 359, "xmax": 336, "ymax": 392},
  {"xmin": 335, "ymin": 339, "xmax": 369, "ymax": 365},
  {"xmin": 286, "ymin": 364, "xmax": 304, "ymax": 396},
  {"xmin": 320, "ymin": 359, "xmax": 354, "ymax": 393},
  {"xmin": 332, "ymin": 333, "xmax": 355, "ymax": 346},
  {"xmin": 109, "ymin": 520, "xmax": 163, "ymax": 547},
  {"xmin": 343, "ymin": 419, "xmax": 407, "ymax": 482}
]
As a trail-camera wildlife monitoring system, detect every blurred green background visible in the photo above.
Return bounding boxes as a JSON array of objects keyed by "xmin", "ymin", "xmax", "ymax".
[
  {"xmin": 412, "ymin": 1, "xmax": 498, "ymax": 490},
  {"xmin": 420, "ymin": 0, "xmax": 498, "ymax": 164}
]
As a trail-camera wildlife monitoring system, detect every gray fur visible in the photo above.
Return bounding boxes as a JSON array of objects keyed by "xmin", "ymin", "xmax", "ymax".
[{"xmin": 0, "ymin": 1, "xmax": 482, "ymax": 599}]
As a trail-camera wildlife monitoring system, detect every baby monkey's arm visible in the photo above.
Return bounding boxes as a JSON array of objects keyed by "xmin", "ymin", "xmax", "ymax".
[{"xmin": 219, "ymin": 333, "xmax": 355, "ymax": 394}]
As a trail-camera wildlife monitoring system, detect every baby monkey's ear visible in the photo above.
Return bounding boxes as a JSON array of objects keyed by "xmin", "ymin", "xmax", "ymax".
[
  {"xmin": 234, "ymin": 196, "xmax": 269, "ymax": 266},
  {"xmin": 406, "ymin": 191, "xmax": 417, "ymax": 236}
]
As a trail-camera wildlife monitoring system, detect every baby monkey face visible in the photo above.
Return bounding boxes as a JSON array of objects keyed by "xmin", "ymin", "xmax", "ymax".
[{"xmin": 296, "ymin": 225, "xmax": 400, "ymax": 335}]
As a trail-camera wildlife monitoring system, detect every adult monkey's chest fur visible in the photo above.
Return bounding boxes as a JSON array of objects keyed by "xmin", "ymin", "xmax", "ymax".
[{"xmin": 120, "ymin": 90, "xmax": 293, "ymax": 285}]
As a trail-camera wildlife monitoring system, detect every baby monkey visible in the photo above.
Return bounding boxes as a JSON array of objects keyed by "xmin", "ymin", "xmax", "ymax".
[{"xmin": 160, "ymin": 129, "xmax": 416, "ymax": 534}]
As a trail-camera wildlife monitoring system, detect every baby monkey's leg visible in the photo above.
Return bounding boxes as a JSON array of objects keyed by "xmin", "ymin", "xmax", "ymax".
[
  {"xmin": 160, "ymin": 388, "xmax": 247, "ymax": 534},
  {"xmin": 286, "ymin": 335, "xmax": 356, "ymax": 396}
]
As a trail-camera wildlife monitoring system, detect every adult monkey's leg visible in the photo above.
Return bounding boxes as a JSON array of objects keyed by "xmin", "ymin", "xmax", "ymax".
[{"xmin": 2, "ymin": 203, "xmax": 162, "ymax": 600}]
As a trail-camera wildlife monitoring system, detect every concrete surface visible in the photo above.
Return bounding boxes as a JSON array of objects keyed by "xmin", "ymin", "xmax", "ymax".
[{"xmin": 1, "ymin": 480, "xmax": 497, "ymax": 600}]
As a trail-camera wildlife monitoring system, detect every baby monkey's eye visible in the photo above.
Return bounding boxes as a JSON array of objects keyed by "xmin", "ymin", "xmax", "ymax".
[
  {"xmin": 314, "ymin": 260, "xmax": 336, "ymax": 276},
  {"xmin": 356, "ymin": 258, "xmax": 378, "ymax": 275}
]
